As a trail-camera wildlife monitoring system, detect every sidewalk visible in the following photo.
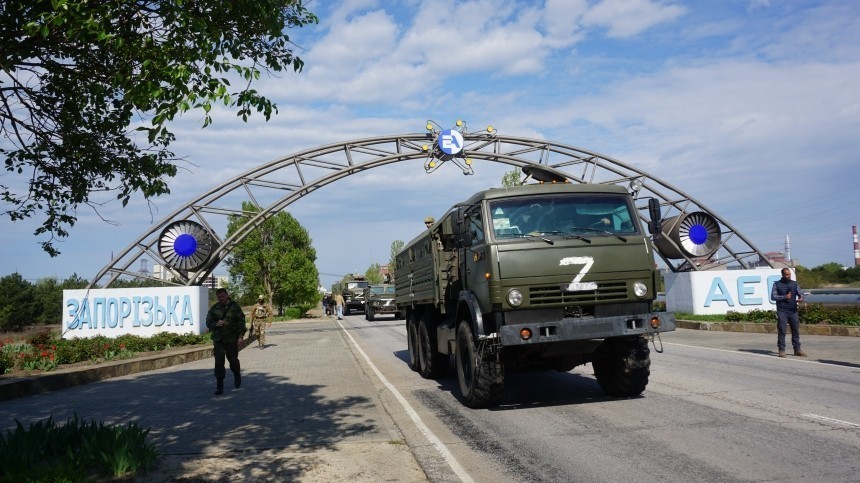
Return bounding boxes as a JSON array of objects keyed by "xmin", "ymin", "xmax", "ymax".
[
  {"xmin": 663, "ymin": 325, "xmax": 860, "ymax": 367},
  {"xmin": 0, "ymin": 315, "xmax": 427, "ymax": 482}
]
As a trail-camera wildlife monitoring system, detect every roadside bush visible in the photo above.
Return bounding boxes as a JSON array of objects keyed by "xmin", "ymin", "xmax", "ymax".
[
  {"xmin": 699, "ymin": 305, "xmax": 860, "ymax": 326},
  {"xmin": 0, "ymin": 349, "xmax": 12, "ymax": 375},
  {"xmin": 0, "ymin": 414, "xmax": 157, "ymax": 481},
  {"xmin": 3, "ymin": 332, "xmax": 210, "ymax": 374}
]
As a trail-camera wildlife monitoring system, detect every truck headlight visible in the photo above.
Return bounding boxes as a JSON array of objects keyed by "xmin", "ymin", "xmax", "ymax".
[
  {"xmin": 507, "ymin": 289, "xmax": 523, "ymax": 307},
  {"xmin": 633, "ymin": 281, "xmax": 648, "ymax": 298}
]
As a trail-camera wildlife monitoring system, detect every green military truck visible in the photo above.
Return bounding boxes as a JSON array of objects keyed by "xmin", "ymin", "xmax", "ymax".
[
  {"xmin": 364, "ymin": 284, "xmax": 403, "ymax": 321},
  {"xmin": 344, "ymin": 275, "xmax": 369, "ymax": 316},
  {"xmin": 394, "ymin": 169, "xmax": 675, "ymax": 408}
]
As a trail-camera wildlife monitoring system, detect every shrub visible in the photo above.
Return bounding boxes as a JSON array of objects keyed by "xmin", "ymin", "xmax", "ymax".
[{"xmin": 0, "ymin": 414, "xmax": 158, "ymax": 480}]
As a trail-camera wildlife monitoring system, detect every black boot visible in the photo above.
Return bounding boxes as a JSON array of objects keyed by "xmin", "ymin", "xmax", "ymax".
[
  {"xmin": 215, "ymin": 380, "xmax": 224, "ymax": 395},
  {"xmin": 234, "ymin": 372, "xmax": 241, "ymax": 388}
]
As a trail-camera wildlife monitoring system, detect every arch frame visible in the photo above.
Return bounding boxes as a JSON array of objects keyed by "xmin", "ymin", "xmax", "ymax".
[{"xmin": 88, "ymin": 133, "xmax": 771, "ymax": 289}]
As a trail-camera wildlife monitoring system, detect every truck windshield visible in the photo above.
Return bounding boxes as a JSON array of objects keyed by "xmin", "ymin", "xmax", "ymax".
[
  {"xmin": 347, "ymin": 281, "xmax": 368, "ymax": 290},
  {"xmin": 489, "ymin": 194, "xmax": 639, "ymax": 239}
]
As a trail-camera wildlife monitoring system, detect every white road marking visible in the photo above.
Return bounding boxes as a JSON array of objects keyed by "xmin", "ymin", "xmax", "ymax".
[
  {"xmin": 801, "ymin": 413, "xmax": 860, "ymax": 428},
  {"xmin": 336, "ymin": 319, "xmax": 473, "ymax": 483}
]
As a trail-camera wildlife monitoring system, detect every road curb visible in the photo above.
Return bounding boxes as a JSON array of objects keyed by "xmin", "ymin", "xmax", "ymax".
[
  {"xmin": 676, "ymin": 320, "xmax": 860, "ymax": 337},
  {"xmin": 0, "ymin": 344, "xmax": 222, "ymax": 402}
]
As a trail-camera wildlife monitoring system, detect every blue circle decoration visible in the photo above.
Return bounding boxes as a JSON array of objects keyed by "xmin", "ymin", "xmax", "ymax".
[
  {"xmin": 688, "ymin": 224, "xmax": 708, "ymax": 245},
  {"xmin": 437, "ymin": 129, "xmax": 464, "ymax": 155},
  {"xmin": 158, "ymin": 220, "xmax": 215, "ymax": 271},
  {"xmin": 174, "ymin": 233, "xmax": 198, "ymax": 257}
]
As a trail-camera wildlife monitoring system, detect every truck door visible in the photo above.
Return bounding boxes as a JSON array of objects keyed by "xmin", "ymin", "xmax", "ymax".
[{"xmin": 463, "ymin": 206, "xmax": 491, "ymax": 314}]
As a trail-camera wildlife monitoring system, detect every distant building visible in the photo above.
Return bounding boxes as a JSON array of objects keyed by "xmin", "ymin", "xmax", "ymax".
[
  {"xmin": 152, "ymin": 264, "xmax": 227, "ymax": 288},
  {"xmin": 751, "ymin": 251, "xmax": 797, "ymax": 269}
]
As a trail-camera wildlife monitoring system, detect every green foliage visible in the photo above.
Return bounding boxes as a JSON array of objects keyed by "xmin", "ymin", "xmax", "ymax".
[
  {"xmin": 5, "ymin": 332, "xmax": 210, "ymax": 372},
  {"xmin": 365, "ymin": 263, "xmax": 383, "ymax": 284},
  {"xmin": 389, "ymin": 240, "xmax": 405, "ymax": 272},
  {"xmin": 500, "ymin": 167, "xmax": 522, "ymax": 188},
  {"xmin": 32, "ymin": 277, "xmax": 62, "ymax": 325},
  {"xmin": 1, "ymin": 0, "xmax": 318, "ymax": 255},
  {"xmin": 795, "ymin": 263, "xmax": 860, "ymax": 288},
  {"xmin": 226, "ymin": 203, "xmax": 319, "ymax": 309},
  {"xmin": 684, "ymin": 305, "xmax": 860, "ymax": 326},
  {"xmin": 0, "ymin": 414, "xmax": 157, "ymax": 480},
  {"xmin": 0, "ymin": 273, "xmax": 37, "ymax": 332}
]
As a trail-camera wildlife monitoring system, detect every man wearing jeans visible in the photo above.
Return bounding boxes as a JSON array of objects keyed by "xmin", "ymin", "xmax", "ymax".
[{"xmin": 770, "ymin": 268, "xmax": 807, "ymax": 358}]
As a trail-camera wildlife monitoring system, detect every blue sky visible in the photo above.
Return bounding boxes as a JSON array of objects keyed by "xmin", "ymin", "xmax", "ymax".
[{"xmin": 3, "ymin": 0, "xmax": 859, "ymax": 288}]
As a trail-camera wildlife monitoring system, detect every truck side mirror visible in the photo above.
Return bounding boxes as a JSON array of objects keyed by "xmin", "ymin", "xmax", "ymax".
[{"xmin": 647, "ymin": 198, "xmax": 662, "ymax": 238}]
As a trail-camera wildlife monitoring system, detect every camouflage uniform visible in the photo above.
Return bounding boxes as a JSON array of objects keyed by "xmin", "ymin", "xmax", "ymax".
[
  {"xmin": 206, "ymin": 290, "xmax": 246, "ymax": 395},
  {"xmin": 251, "ymin": 297, "xmax": 273, "ymax": 348}
]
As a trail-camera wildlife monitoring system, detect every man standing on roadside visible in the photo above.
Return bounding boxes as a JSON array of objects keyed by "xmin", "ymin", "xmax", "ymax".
[
  {"xmin": 206, "ymin": 288, "xmax": 246, "ymax": 395},
  {"xmin": 251, "ymin": 294, "xmax": 274, "ymax": 349},
  {"xmin": 334, "ymin": 291, "xmax": 346, "ymax": 320},
  {"xmin": 770, "ymin": 268, "xmax": 806, "ymax": 358}
]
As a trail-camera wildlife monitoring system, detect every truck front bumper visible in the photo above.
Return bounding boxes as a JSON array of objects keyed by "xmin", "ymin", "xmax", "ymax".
[
  {"xmin": 498, "ymin": 312, "xmax": 675, "ymax": 346},
  {"xmin": 371, "ymin": 306, "xmax": 399, "ymax": 314}
]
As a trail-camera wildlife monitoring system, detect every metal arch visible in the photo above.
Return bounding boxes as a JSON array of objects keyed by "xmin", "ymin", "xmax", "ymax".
[{"xmin": 88, "ymin": 133, "xmax": 771, "ymax": 289}]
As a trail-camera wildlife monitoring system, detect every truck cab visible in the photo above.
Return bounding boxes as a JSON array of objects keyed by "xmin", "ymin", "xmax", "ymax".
[{"xmin": 395, "ymin": 181, "xmax": 674, "ymax": 407}]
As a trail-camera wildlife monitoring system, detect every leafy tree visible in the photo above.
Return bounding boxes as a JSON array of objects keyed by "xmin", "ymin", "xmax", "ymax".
[
  {"xmin": 811, "ymin": 262, "xmax": 845, "ymax": 275},
  {"xmin": 388, "ymin": 240, "xmax": 404, "ymax": 275},
  {"xmin": 501, "ymin": 167, "xmax": 522, "ymax": 188},
  {"xmin": 1, "ymin": 0, "xmax": 317, "ymax": 255},
  {"xmin": 60, "ymin": 273, "xmax": 89, "ymax": 290},
  {"xmin": 226, "ymin": 203, "xmax": 319, "ymax": 312},
  {"xmin": 33, "ymin": 277, "xmax": 61, "ymax": 325},
  {"xmin": 0, "ymin": 273, "xmax": 37, "ymax": 331},
  {"xmin": 364, "ymin": 263, "xmax": 382, "ymax": 284}
]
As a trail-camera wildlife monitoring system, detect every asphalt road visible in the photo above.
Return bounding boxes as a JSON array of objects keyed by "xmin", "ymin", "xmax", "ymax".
[{"xmin": 339, "ymin": 313, "xmax": 860, "ymax": 482}]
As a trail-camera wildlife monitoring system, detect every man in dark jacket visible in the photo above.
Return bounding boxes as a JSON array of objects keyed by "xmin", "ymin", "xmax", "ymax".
[
  {"xmin": 206, "ymin": 288, "xmax": 246, "ymax": 394},
  {"xmin": 770, "ymin": 268, "xmax": 806, "ymax": 358}
]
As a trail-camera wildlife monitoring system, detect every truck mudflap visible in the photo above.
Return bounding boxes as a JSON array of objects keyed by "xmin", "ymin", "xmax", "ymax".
[{"xmin": 498, "ymin": 312, "xmax": 675, "ymax": 346}]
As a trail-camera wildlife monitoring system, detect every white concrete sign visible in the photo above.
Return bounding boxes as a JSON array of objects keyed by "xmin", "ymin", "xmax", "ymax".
[
  {"xmin": 665, "ymin": 269, "xmax": 787, "ymax": 315},
  {"xmin": 62, "ymin": 286, "xmax": 209, "ymax": 339}
]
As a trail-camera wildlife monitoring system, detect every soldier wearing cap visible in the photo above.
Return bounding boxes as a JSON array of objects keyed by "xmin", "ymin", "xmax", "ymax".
[
  {"xmin": 251, "ymin": 294, "xmax": 274, "ymax": 349},
  {"xmin": 425, "ymin": 216, "xmax": 443, "ymax": 250}
]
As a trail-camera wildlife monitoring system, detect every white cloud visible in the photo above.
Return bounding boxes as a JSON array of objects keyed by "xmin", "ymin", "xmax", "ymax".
[
  {"xmin": 581, "ymin": 0, "xmax": 686, "ymax": 38},
  {"xmin": 7, "ymin": 1, "xmax": 860, "ymax": 280}
]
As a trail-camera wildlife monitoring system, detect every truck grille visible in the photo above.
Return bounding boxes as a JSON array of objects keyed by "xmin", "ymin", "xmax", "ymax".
[{"xmin": 529, "ymin": 281, "xmax": 628, "ymax": 305}]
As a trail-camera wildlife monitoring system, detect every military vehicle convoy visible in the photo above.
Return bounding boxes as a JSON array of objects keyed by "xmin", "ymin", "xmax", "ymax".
[
  {"xmin": 394, "ymin": 168, "xmax": 675, "ymax": 408},
  {"xmin": 332, "ymin": 275, "xmax": 368, "ymax": 315},
  {"xmin": 364, "ymin": 284, "xmax": 403, "ymax": 321}
]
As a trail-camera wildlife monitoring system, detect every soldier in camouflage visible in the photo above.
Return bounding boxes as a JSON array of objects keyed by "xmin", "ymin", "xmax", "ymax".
[
  {"xmin": 206, "ymin": 288, "xmax": 246, "ymax": 395},
  {"xmin": 251, "ymin": 294, "xmax": 274, "ymax": 349}
]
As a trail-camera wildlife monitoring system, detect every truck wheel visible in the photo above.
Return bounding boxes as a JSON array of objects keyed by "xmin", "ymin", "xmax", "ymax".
[
  {"xmin": 592, "ymin": 336, "xmax": 650, "ymax": 397},
  {"xmin": 345, "ymin": 306, "xmax": 351, "ymax": 316},
  {"xmin": 407, "ymin": 314, "xmax": 420, "ymax": 371},
  {"xmin": 366, "ymin": 307, "xmax": 375, "ymax": 321},
  {"xmin": 418, "ymin": 315, "xmax": 448, "ymax": 379},
  {"xmin": 456, "ymin": 322, "xmax": 504, "ymax": 408}
]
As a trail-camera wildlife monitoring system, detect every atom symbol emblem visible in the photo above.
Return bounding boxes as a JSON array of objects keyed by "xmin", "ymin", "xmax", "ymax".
[{"xmin": 422, "ymin": 119, "xmax": 497, "ymax": 175}]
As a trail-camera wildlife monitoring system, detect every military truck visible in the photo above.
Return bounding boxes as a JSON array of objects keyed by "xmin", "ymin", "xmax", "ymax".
[
  {"xmin": 364, "ymin": 284, "xmax": 403, "ymax": 321},
  {"xmin": 339, "ymin": 275, "xmax": 368, "ymax": 315},
  {"xmin": 394, "ymin": 168, "xmax": 675, "ymax": 408}
]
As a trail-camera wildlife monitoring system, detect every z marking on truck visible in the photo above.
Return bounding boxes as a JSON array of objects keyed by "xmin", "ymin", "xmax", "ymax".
[{"xmin": 560, "ymin": 256, "xmax": 598, "ymax": 291}]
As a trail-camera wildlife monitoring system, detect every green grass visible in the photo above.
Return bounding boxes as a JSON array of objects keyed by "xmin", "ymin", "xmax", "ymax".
[{"xmin": 0, "ymin": 414, "xmax": 158, "ymax": 481}]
